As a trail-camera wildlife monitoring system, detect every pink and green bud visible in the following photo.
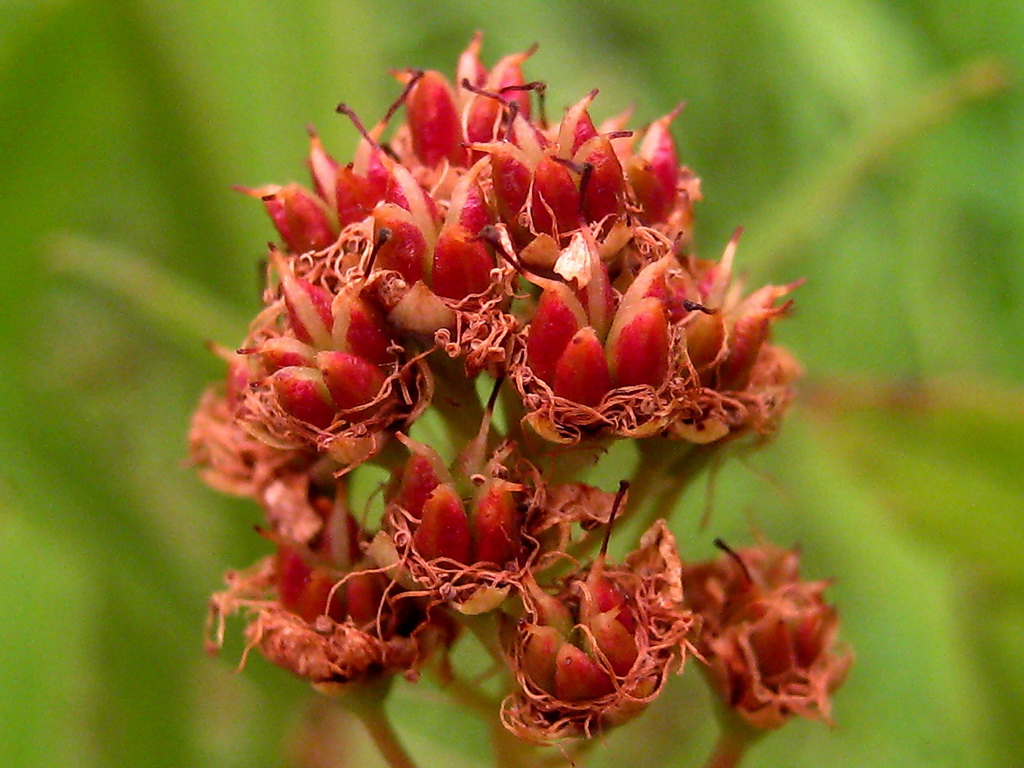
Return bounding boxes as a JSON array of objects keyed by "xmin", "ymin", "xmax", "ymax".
[
  {"xmin": 316, "ymin": 351, "xmax": 386, "ymax": 412},
  {"xmin": 269, "ymin": 367, "xmax": 336, "ymax": 429},
  {"xmin": 306, "ymin": 127, "xmax": 340, "ymax": 209},
  {"xmin": 271, "ymin": 251, "xmax": 333, "ymax": 347},
  {"xmin": 557, "ymin": 91, "xmax": 599, "ymax": 157},
  {"xmin": 605, "ymin": 297, "xmax": 670, "ymax": 388},
  {"xmin": 239, "ymin": 184, "xmax": 338, "ymax": 254},
  {"xmin": 628, "ymin": 106, "xmax": 681, "ymax": 223},
  {"xmin": 330, "ymin": 290, "xmax": 395, "ymax": 367},
  {"xmin": 456, "ymin": 32, "xmax": 487, "ymax": 90},
  {"xmin": 486, "ymin": 45, "xmax": 536, "ymax": 119},
  {"xmin": 445, "ymin": 162, "xmax": 493, "ymax": 235},
  {"xmin": 254, "ymin": 337, "xmax": 317, "ymax": 372}
]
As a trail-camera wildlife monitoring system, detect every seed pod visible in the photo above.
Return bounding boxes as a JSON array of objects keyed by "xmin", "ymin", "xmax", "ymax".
[
  {"xmin": 413, "ymin": 484, "xmax": 472, "ymax": 563},
  {"xmin": 240, "ymin": 184, "xmax": 338, "ymax": 254},
  {"xmin": 404, "ymin": 69, "xmax": 467, "ymax": 168},
  {"xmin": 526, "ymin": 284, "xmax": 587, "ymax": 386},
  {"xmin": 317, "ymin": 351, "xmax": 386, "ymax": 412},
  {"xmin": 269, "ymin": 367, "xmax": 336, "ymax": 429},
  {"xmin": 605, "ymin": 296, "xmax": 670, "ymax": 388},
  {"xmin": 552, "ymin": 327, "xmax": 612, "ymax": 406}
]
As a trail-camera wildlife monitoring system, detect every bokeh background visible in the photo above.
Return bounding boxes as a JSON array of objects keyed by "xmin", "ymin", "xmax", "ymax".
[{"xmin": 2, "ymin": 1, "xmax": 1022, "ymax": 767}]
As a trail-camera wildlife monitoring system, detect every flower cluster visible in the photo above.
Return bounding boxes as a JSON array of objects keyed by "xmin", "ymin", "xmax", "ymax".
[{"xmin": 192, "ymin": 34, "xmax": 846, "ymax": 760}]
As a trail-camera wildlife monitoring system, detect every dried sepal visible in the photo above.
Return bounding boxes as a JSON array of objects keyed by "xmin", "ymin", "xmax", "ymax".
[{"xmin": 189, "ymin": 386, "xmax": 313, "ymax": 498}]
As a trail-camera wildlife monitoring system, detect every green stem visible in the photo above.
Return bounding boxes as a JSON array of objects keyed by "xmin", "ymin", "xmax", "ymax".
[
  {"xmin": 702, "ymin": 729, "xmax": 749, "ymax": 768},
  {"xmin": 489, "ymin": 719, "xmax": 538, "ymax": 768},
  {"xmin": 427, "ymin": 661, "xmax": 500, "ymax": 722},
  {"xmin": 629, "ymin": 442, "xmax": 721, "ymax": 535},
  {"xmin": 345, "ymin": 681, "xmax": 420, "ymax": 768},
  {"xmin": 429, "ymin": 355, "xmax": 491, "ymax": 454},
  {"xmin": 459, "ymin": 612, "xmax": 510, "ymax": 672}
]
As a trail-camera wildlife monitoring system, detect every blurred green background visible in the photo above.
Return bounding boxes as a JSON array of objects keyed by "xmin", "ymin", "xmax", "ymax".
[{"xmin": 2, "ymin": 1, "xmax": 1022, "ymax": 766}]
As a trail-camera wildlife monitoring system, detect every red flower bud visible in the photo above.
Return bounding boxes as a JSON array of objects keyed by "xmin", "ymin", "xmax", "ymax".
[
  {"xmin": 553, "ymin": 643, "xmax": 615, "ymax": 701},
  {"xmin": 526, "ymin": 284, "xmax": 587, "ymax": 386},
  {"xmin": 553, "ymin": 327, "xmax": 612, "ymax": 406},
  {"xmin": 489, "ymin": 145, "xmax": 533, "ymax": 229},
  {"xmin": 575, "ymin": 136, "xmax": 626, "ymax": 224},
  {"xmin": 471, "ymin": 480, "xmax": 522, "ymax": 566},
  {"xmin": 392, "ymin": 443, "xmax": 448, "ymax": 520},
  {"xmin": 334, "ymin": 165, "xmax": 380, "ymax": 228},
  {"xmin": 404, "ymin": 70, "xmax": 467, "ymax": 168},
  {"xmin": 330, "ymin": 290, "xmax": 395, "ymax": 366},
  {"xmin": 521, "ymin": 624, "xmax": 562, "ymax": 693},
  {"xmin": 587, "ymin": 611, "xmax": 639, "ymax": 676},
  {"xmin": 342, "ymin": 570, "xmax": 386, "ymax": 626},
  {"xmin": 530, "ymin": 156, "xmax": 580, "ymax": 236},
  {"xmin": 445, "ymin": 162, "xmax": 493, "ymax": 235},
  {"xmin": 316, "ymin": 351, "xmax": 386, "ymax": 412},
  {"xmin": 431, "ymin": 223, "xmax": 495, "ymax": 300},
  {"xmin": 372, "ymin": 206, "xmax": 430, "ymax": 284},
  {"xmin": 269, "ymin": 367, "xmax": 336, "ymax": 429},
  {"xmin": 413, "ymin": 484, "xmax": 472, "ymax": 563},
  {"xmin": 605, "ymin": 297, "xmax": 670, "ymax": 388},
  {"xmin": 239, "ymin": 184, "xmax": 338, "ymax": 254}
]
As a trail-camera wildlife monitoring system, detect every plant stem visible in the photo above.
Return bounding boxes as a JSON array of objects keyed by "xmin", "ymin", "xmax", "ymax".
[
  {"xmin": 702, "ymin": 729, "xmax": 749, "ymax": 768},
  {"xmin": 460, "ymin": 611, "xmax": 510, "ymax": 671},
  {"xmin": 629, "ymin": 442, "xmax": 721, "ymax": 534},
  {"xmin": 345, "ymin": 681, "xmax": 420, "ymax": 768},
  {"xmin": 427, "ymin": 661, "xmax": 500, "ymax": 722}
]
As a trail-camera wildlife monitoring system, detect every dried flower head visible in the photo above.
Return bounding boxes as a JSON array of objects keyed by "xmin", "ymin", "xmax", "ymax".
[
  {"xmin": 189, "ymin": 33, "xmax": 841, "ymax": 766},
  {"xmin": 683, "ymin": 539, "xmax": 853, "ymax": 730}
]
